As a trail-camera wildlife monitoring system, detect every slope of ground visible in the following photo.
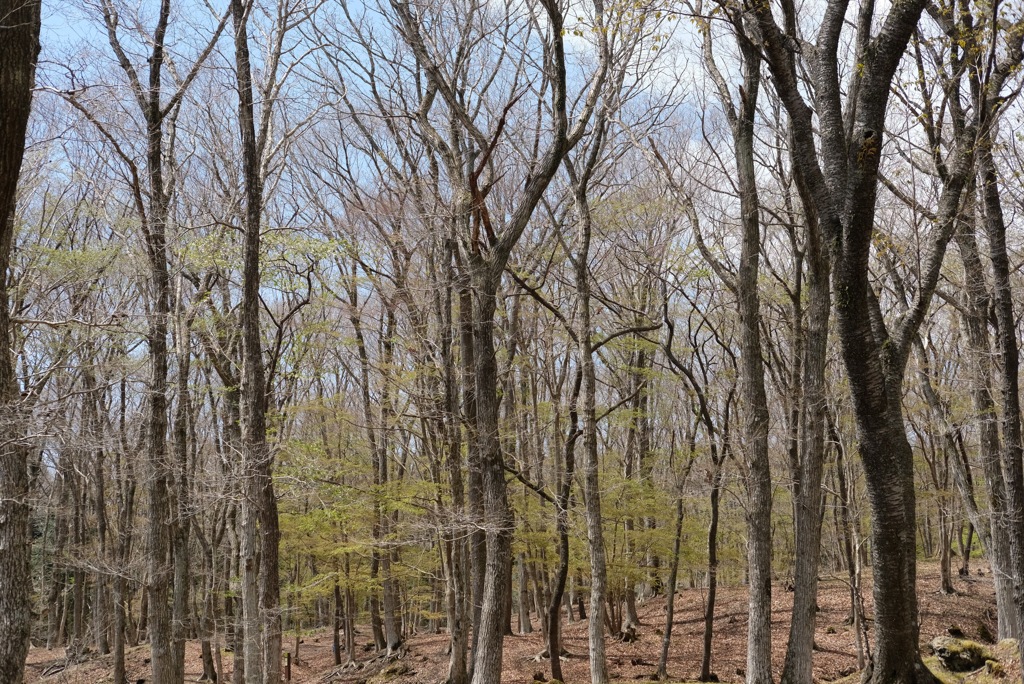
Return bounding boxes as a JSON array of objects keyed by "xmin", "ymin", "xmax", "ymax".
[{"xmin": 25, "ymin": 562, "xmax": 1014, "ymax": 684}]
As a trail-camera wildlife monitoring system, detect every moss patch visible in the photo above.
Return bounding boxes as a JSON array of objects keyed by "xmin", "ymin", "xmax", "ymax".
[{"xmin": 930, "ymin": 637, "xmax": 995, "ymax": 673}]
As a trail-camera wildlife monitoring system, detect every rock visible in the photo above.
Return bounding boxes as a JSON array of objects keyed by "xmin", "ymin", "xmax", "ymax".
[
  {"xmin": 929, "ymin": 636, "xmax": 994, "ymax": 672},
  {"xmin": 985, "ymin": 659, "xmax": 1005, "ymax": 677},
  {"xmin": 381, "ymin": 662, "xmax": 411, "ymax": 677},
  {"xmin": 366, "ymin": 661, "xmax": 414, "ymax": 684}
]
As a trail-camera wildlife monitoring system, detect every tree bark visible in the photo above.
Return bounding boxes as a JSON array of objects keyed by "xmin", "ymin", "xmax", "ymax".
[
  {"xmin": 441, "ymin": 245, "xmax": 469, "ymax": 684},
  {"xmin": 112, "ymin": 422, "xmax": 137, "ymax": 684},
  {"xmin": 0, "ymin": 2, "xmax": 40, "ymax": 681},
  {"xmin": 953, "ymin": 216, "xmax": 1018, "ymax": 638},
  {"xmin": 658, "ymin": 496, "xmax": 685, "ymax": 681},
  {"xmin": 780, "ymin": 149, "xmax": 831, "ymax": 684},
  {"xmin": 977, "ymin": 131, "xmax": 1024, "ymax": 657},
  {"xmin": 730, "ymin": 47, "xmax": 774, "ymax": 684},
  {"xmin": 701, "ymin": 23, "xmax": 774, "ymax": 680},
  {"xmin": 548, "ymin": 368, "xmax": 581, "ymax": 684},
  {"xmin": 701, "ymin": 461, "xmax": 723, "ymax": 682},
  {"xmin": 750, "ymin": 0, "xmax": 973, "ymax": 678},
  {"xmin": 467, "ymin": 278, "xmax": 515, "ymax": 684},
  {"xmin": 230, "ymin": 2, "xmax": 281, "ymax": 681}
]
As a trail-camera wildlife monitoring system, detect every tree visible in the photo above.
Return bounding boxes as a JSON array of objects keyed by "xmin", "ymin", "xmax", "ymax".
[
  {"xmin": 695, "ymin": 15, "xmax": 775, "ymax": 683},
  {"xmin": 749, "ymin": 0, "xmax": 977, "ymax": 678},
  {"xmin": 230, "ymin": 0, "xmax": 281, "ymax": 680},
  {"xmin": 0, "ymin": 1, "xmax": 41, "ymax": 682},
  {"xmin": 366, "ymin": 1, "xmax": 612, "ymax": 680}
]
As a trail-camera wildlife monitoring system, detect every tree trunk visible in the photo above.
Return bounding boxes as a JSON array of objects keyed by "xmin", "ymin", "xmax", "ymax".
[
  {"xmin": 548, "ymin": 368, "xmax": 581, "ymax": 683},
  {"xmin": 701, "ymin": 462, "xmax": 723, "ymax": 682},
  {"xmin": 781, "ymin": 166, "xmax": 831, "ymax": 684},
  {"xmin": 171, "ymin": 327, "xmax": 192, "ymax": 682},
  {"xmin": 113, "ymin": 573, "xmax": 128, "ymax": 684},
  {"xmin": 750, "ymin": 0, "xmax": 971, "ymax": 677},
  {"xmin": 938, "ymin": 507, "xmax": 953, "ymax": 594},
  {"xmin": 702, "ymin": 24, "xmax": 775, "ymax": 683},
  {"xmin": 345, "ymin": 580, "xmax": 356, "ymax": 664},
  {"xmin": 834, "ymin": 419, "xmax": 868, "ymax": 670},
  {"xmin": 953, "ymin": 213, "xmax": 1017, "ymax": 638},
  {"xmin": 572, "ymin": 154, "xmax": 611, "ymax": 684},
  {"xmin": 977, "ymin": 133, "xmax": 1024, "ymax": 657},
  {"xmin": 112, "ymin": 437, "xmax": 136, "ymax": 684},
  {"xmin": 334, "ymin": 581, "xmax": 342, "ymax": 667},
  {"xmin": 440, "ymin": 246, "xmax": 469, "ymax": 684},
  {"xmin": 459, "ymin": 281, "xmax": 486, "ymax": 670},
  {"xmin": 729, "ymin": 46, "xmax": 774, "ymax": 684},
  {"xmin": 518, "ymin": 553, "xmax": 532, "ymax": 634},
  {"xmin": 959, "ymin": 523, "xmax": 973, "ymax": 577},
  {"xmin": 230, "ymin": 2, "xmax": 281, "ymax": 681},
  {"xmin": 135, "ymin": 2, "xmax": 178, "ymax": 679},
  {"xmin": 0, "ymin": 2, "xmax": 40, "ymax": 682},
  {"xmin": 658, "ymin": 497, "xmax": 685, "ymax": 681},
  {"xmin": 91, "ymin": 418, "xmax": 110, "ymax": 656},
  {"xmin": 467, "ymin": 279, "xmax": 515, "ymax": 684}
]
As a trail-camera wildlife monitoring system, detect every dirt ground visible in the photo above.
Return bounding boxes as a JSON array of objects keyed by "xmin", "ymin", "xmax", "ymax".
[{"xmin": 25, "ymin": 562, "xmax": 1015, "ymax": 684}]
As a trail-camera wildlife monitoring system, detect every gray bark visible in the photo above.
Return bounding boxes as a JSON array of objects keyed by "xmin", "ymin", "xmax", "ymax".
[
  {"xmin": 751, "ymin": 0, "xmax": 976, "ymax": 678},
  {"xmin": 657, "ymin": 496, "xmax": 685, "ymax": 681},
  {"xmin": 953, "ymin": 216, "xmax": 1018, "ymax": 639},
  {"xmin": 547, "ymin": 367, "xmax": 581, "ymax": 684},
  {"xmin": 977, "ymin": 129, "xmax": 1024, "ymax": 661},
  {"xmin": 230, "ymin": 1, "xmax": 282, "ymax": 681},
  {"xmin": 0, "ymin": 5, "xmax": 39, "ymax": 672},
  {"xmin": 573, "ymin": 174, "xmax": 611, "ymax": 684},
  {"xmin": 702, "ymin": 19, "xmax": 774, "ymax": 682}
]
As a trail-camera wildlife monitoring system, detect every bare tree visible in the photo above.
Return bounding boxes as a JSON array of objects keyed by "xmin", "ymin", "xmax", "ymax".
[
  {"xmin": 749, "ymin": 0, "xmax": 978, "ymax": 677},
  {"xmin": 57, "ymin": 3, "xmax": 228, "ymax": 680},
  {"xmin": 381, "ymin": 1, "xmax": 611, "ymax": 680},
  {"xmin": 230, "ymin": 1, "xmax": 280, "ymax": 681},
  {"xmin": 0, "ymin": 2, "xmax": 41, "ymax": 682}
]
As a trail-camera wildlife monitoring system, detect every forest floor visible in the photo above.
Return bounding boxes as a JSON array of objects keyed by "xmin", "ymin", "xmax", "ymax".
[{"xmin": 25, "ymin": 561, "xmax": 1017, "ymax": 684}]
